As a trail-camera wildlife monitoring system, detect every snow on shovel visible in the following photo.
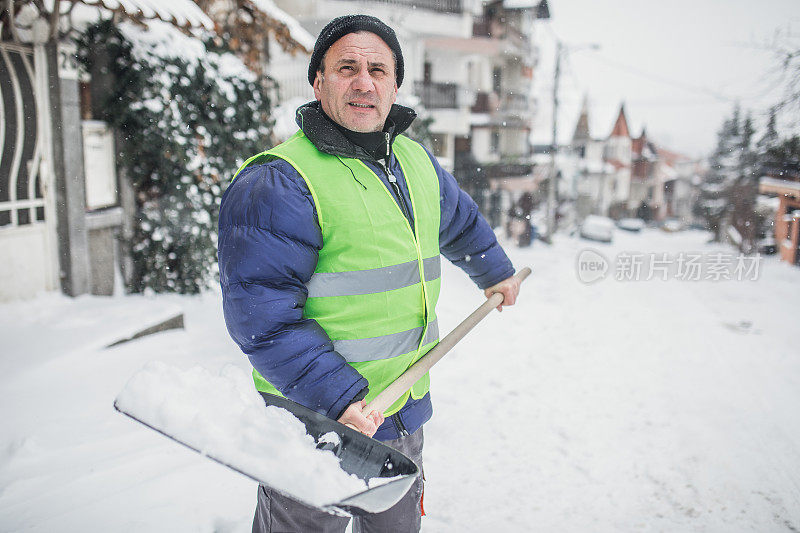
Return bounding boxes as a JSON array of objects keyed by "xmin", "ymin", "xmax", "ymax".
[{"xmin": 114, "ymin": 266, "xmax": 531, "ymax": 516}]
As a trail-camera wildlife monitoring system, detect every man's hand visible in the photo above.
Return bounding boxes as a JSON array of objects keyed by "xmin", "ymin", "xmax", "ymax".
[
  {"xmin": 484, "ymin": 274, "xmax": 522, "ymax": 312},
  {"xmin": 337, "ymin": 400, "xmax": 385, "ymax": 437}
]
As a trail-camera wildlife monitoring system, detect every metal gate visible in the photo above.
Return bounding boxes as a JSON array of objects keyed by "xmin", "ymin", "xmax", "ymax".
[{"xmin": 0, "ymin": 41, "xmax": 57, "ymax": 300}]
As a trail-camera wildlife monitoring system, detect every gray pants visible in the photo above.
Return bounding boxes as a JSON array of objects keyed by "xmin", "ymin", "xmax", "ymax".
[{"xmin": 252, "ymin": 428, "xmax": 424, "ymax": 533}]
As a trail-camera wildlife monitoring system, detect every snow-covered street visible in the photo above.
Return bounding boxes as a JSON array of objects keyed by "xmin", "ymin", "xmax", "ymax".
[{"xmin": 1, "ymin": 229, "xmax": 799, "ymax": 532}]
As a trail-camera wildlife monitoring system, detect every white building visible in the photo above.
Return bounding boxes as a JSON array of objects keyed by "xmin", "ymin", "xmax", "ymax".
[
  {"xmin": 566, "ymin": 98, "xmax": 616, "ymax": 221},
  {"xmin": 269, "ymin": 0, "xmax": 550, "ymax": 224}
]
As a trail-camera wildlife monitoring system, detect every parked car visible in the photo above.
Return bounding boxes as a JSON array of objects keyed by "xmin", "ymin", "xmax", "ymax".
[
  {"xmin": 661, "ymin": 218, "xmax": 685, "ymax": 232},
  {"xmin": 580, "ymin": 215, "xmax": 614, "ymax": 243},
  {"xmin": 617, "ymin": 218, "xmax": 645, "ymax": 232}
]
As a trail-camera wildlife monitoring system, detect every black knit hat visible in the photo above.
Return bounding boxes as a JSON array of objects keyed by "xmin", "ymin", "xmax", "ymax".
[{"xmin": 308, "ymin": 15, "xmax": 404, "ymax": 88}]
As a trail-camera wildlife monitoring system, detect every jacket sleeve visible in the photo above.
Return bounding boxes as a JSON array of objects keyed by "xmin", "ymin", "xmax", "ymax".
[
  {"xmin": 217, "ymin": 160, "xmax": 368, "ymax": 420},
  {"xmin": 421, "ymin": 148, "xmax": 515, "ymax": 289}
]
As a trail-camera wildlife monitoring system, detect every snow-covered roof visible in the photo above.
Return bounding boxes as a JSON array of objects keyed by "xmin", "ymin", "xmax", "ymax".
[
  {"xmin": 659, "ymin": 162, "xmax": 678, "ymax": 179},
  {"xmin": 757, "ymin": 194, "xmax": 780, "ymax": 210},
  {"xmin": 641, "ymin": 144, "xmax": 657, "ymax": 160},
  {"xmin": 250, "ymin": 0, "xmax": 315, "ymax": 52},
  {"xmin": 503, "ymin": 0, "xmax": 539, "ymax": 9},
  {"xmin": 120, "ymin": 19, "xmax": 209, "ymax": 63},
  {"xmin": 760, "ymin": 176, "xmax": 800, "ymax": 198},
  {"xmin": 45, "ymin": 0, "xmax": 213, "ymax": 30}
]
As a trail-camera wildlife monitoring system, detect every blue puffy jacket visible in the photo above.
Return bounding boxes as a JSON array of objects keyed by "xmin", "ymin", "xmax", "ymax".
[{"xmin": 218, "ymin": 102, "xmax": 514, "ymax": 441}]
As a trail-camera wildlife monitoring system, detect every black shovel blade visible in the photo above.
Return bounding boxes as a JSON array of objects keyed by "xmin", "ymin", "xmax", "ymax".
[
  {"xmin": 258, "ymin": 393, "xmax": 419, "ymax": 515},
  {"xmin": 113, "ymin": 394, "xmax": 418, "ymax": 516}
]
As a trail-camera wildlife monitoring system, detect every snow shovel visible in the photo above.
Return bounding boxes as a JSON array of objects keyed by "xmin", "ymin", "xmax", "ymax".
[{"xmin": 115, "ymin": 266, "xmax": 531, "ymax": 516}]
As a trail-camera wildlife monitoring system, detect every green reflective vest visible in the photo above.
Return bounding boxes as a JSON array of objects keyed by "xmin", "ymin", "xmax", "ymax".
[{"xmin": 234, "ymin": 131, "xmax": 441, "ymax": 416}]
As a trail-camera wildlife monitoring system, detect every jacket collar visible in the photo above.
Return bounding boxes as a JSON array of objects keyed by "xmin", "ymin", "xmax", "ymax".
[{"xmin": 294, "ymin": 101, "xmax": 417, "ymax": 162}]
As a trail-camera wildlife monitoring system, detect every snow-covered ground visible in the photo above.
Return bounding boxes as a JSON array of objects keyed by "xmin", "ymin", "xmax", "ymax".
[{"xmin": 1, "ymin": 229, "xmax": 798, "ymax": 532}]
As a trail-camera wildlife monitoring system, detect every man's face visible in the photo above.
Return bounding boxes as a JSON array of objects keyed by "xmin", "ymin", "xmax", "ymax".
[{"xmin": 313, "ymin": 31, "xmax": 398, "ymax": 133}]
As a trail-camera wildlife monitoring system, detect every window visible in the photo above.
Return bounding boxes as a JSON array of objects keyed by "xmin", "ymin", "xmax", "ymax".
[
  {"xmin": 491, "ymin": 129, "xmax": 500, "ymax": 153},
  {"xmin": 492, "ymin": 66, "xmax": 502, "ymax": 94}
]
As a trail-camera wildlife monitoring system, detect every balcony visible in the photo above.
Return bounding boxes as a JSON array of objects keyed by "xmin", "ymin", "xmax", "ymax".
[
  {"xmin": 499, "ymin": 93, "xmax": 529, "ymax": 113},
  {"xmin": 471, "ymin": 16, "xmax": 531, "ymax": 54},
  {"xmin": 339, "ymin": 0, "xmax": 463, "ymax": 14},
  {"xmin": 415, "ymin": 81, "xmax": 459, "ymax": 109},
  {"xmin": 484, "ymin": 161, "xmax": 533, "ymax": 179},
  {"xmin": 471, "ymin": 91, "xmax": 531, "ymax": 116}
]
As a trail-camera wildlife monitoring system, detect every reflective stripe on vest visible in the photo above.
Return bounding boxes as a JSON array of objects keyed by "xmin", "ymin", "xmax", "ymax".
[
  {"xmin": 333, "ymin": 319, "xmax": 439, "ymax": 363},
  {"xmin": 236, "ymin": 131, "xmax": 441, "ymax": 416},
  {"xmin": 307, "ymin": 255, "xmax": 441, "ymax": 298}
]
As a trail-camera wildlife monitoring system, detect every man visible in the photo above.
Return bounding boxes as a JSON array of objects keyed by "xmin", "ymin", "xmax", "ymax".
[{"xmin": 218, "ymin": 14, "xmax": 521, "ymax": 532}]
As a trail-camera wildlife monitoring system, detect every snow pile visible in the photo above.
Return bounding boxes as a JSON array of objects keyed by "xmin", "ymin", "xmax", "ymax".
[
  {"xmin": 3, "ymin": 229, "xmax": 800, "ymax": 531},
  {"xmin": 115, "ymin": 362, "xmax": 368, "ymax": 507}
]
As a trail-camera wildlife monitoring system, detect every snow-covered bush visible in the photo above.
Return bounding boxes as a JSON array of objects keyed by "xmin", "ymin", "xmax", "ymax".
[{"xmin": 75, "ymin": 20, "xmax": 274, "ymax": 293}]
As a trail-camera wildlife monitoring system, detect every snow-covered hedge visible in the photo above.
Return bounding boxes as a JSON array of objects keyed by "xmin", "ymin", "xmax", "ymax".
[{"xmin": 76, "ymin": 20, "xmax": 274, "ymax": 293}]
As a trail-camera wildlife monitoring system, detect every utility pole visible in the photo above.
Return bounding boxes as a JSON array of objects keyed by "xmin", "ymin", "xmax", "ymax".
[
  {"xmin": 544, "ymin": 40, "xmax": 562, "ymax": 242},
  {"xmin": 543, "ymin": 41, "xmax": 598, "ymax": 242}
]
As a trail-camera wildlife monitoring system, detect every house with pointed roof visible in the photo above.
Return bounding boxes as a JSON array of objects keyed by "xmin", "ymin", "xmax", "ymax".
[
  {"xmin": 563, "ymin": 100, "xmax": 700, "ymax": 224},
  {"xmin": 572, "ymin": 96, "xmax": 591, "ymax": 150},
  {"xmin": 630, "ymin": 127, "xmax": 701, "ymax": 222},
  {"xmin": 602, "ymin": 104, "xmax": 633, "ymax": 217},
  {"xmin": 656, "ymin": 145, "xmax": 701, "ymax": 223},
  {"xmin": 629, "ymin": 127, "xmax": 659, "ymax": 217},
  {"xmin": 567, "ymin": 97, "xmax": 615, "ymax": 220}
]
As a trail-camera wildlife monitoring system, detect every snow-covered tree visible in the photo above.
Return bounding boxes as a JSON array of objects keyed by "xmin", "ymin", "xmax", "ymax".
[
  {"xmin": 696, "ymin": 105, "xmax": 763, "ymax": 251},
  {"xmin": 727, "ymin": 113, "xmax": 760, "ymax": 252},
  {"xmin": 695, "ymin": 107, "xmax": 743, "ymax": 242},
  {"xmin": 196, "ymin": 0, "xmax": 312, "ymax": 77},
  {"xmin": 769, "ymin": 30, "xmax": 800, "ymax": 125},
  {"xmin": 764, "ymin": 135, "xmax": 800, "ymax": 164},
  {"xmin": 757, "ymin": 108, "xmax": 780, "ymax": 155},
  {"xmin": 76, "ymin": 20, "xmax": 274, "ymax": 293}
]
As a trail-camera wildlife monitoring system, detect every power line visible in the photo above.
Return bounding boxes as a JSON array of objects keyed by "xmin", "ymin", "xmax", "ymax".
[
  {"xmin": 587, "ymin": 53, "xmax": 735, "ymax": 103},
  {"xmin": 539, "ymin": 21, "xmax": 740, "ymax": 104}
]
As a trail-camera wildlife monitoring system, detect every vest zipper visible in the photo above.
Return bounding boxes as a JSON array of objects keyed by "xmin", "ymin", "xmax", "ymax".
[
  {"xmin": 392, "ymin": 412, "xmax": 410, "ymax": 437},
  {"xmin": 378, "ymin": 158, "xmax": 414, "ymax": 231},
  {"xmin": 378, "ymin": 142, "xmax": 430, "ymax": 379}
]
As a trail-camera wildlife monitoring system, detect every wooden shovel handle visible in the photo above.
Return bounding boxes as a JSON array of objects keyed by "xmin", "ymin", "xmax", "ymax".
[{"xmin": 364, "ymin": 266, "xmax": 532, "ymax": 416}]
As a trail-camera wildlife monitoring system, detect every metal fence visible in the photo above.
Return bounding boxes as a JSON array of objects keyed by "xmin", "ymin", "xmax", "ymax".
[
  {"xmin": 415, "ymin": 81, "xmax": 459, "ymax": 109},
  {"xmin": 0, "ymin": 42, "xmax": 44, "ymax": 229}
]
